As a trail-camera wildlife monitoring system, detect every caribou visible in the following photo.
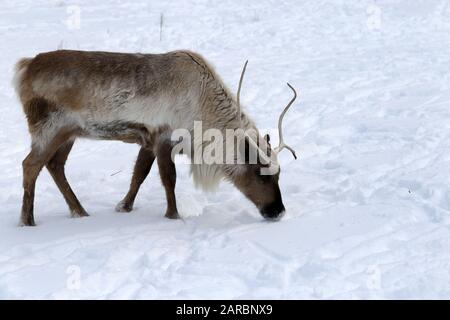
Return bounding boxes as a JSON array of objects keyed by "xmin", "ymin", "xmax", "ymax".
[{"xmin": 13, "ymin": 50, "xmax": 297, "ymax": 226}]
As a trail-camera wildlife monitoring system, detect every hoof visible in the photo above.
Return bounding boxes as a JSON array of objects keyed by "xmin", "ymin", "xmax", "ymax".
[
  {"xmin": 71, "ymin": 210, "xmax": 90, "ymax": 218},
  {"xmin": 20, "ymin": 218, "xmax": 36, "ymax": 227},
  {"xmin": 115, "ymin": 200, "xmax": 133, "ymax": 213},
  {"xmin": 20, "ymin": 211, "xmax": 36, "ymax": 226},
  {"xmin": 165, "ymin": 211, "xmax": 180, "ymax": 220}
]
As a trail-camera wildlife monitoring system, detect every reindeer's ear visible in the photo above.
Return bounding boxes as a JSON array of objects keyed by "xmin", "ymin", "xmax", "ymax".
[
  {"xmin": 240, "ymin": 136, "xmax": 257, "ymax": 164},
  {"xmin": 244, "ymin": 137, "xmax": 251, "ymax": 163},
  {"xmin": 263, "ymin": 134, "xmax": 272, "ymax": 157}
]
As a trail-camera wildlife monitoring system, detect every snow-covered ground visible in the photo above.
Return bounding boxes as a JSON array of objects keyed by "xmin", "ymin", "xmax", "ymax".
[{"xmin": 1, "ymin": 0, "xmax": 450, "ymax": 299}]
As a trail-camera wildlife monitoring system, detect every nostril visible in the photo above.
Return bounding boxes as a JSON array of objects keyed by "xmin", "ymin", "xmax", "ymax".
[
  {"xmin": 262, "ymin": 212, "xmax": 284, "ymax": 221},
  {"xmin": 261, "ymin": 208, "xmax": 285, "ymax": 222},
  {"xmin": 260, "ymin": 200, "xmax": 286, "ymax": 221}
]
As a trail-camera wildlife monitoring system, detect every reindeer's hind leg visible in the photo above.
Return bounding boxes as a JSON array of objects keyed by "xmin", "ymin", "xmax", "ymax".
[
  {"xmin": 156, "ymin": 141, "xmax": 180, "ymax": 219},
  {"xmin": 21, "ymin": 149, "xmax": 45, "ymax": 226},
  {"xmin": 116, "ymin": 147, "xmax": 155, "ymax": 212},
  {"xmin": 21, "ymin": 129, "xmax": 77, "ymax": 226},
  {"xmin": 46, "ymin": 140, "xmax": 88, "ymax": 218}
]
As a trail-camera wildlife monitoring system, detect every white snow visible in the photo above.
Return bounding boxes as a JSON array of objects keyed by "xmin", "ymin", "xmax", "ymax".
[{"xmin": 1, "ymin": 0, "xmax": 450, "ymax": 299}]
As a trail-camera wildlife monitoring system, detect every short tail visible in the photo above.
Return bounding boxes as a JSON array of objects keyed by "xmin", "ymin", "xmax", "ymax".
[{"xmin": 12, "ymin": 58, "xmax": 32, "ymax": 96}]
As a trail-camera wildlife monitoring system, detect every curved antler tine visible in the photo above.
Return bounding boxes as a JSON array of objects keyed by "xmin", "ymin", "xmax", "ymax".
[
  {"xmin": 274, "ymin": 143, "xmax": 297, "ymax": 159},
  {"xmin": 275, "ymin": 82, "xmax": 298, "ymax": 159},
  {"xmin": 236, "ymin": 60, "xmax": 248, "ymax": 124},
  {"xmin": 285, "ymin": 144, "xmax": 297, "ymax": 160},
  {"xmin": 286, "ymin": 83, "xmax": 297, "ymax": 99}
]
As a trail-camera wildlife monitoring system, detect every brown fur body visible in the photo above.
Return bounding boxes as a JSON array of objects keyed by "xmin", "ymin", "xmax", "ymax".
[{"xmin": 14, "ymin": 50, "xmax": 285, "ymax": 226}]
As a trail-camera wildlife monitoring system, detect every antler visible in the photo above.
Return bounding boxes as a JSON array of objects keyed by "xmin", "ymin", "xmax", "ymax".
[
  {"xmin": 274, "ymin": 83, "xmax": 298, "ymax": 159},
  {"xmin": 236, "ymin": 60, "xmax": 248, "ymax": 124}
]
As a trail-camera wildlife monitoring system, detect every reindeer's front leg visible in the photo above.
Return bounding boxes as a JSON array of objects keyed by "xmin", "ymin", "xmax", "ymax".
[
  {"xmin": 156, "ymin": 141, "xmax": 180, "ymax": 219},
  {"xmin": 116, "ymin": 147, "xmax": 155, "ymax": 212}
]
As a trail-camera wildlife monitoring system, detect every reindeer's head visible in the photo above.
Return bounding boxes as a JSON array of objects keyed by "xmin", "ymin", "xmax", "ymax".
[{"xmin": 230, "ymin": 62, "xmax": 298, "ymax": 221}]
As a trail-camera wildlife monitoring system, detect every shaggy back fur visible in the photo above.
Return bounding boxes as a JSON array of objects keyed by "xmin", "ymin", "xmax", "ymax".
[{"xmin": 13, "ymin": 50, "xmax": 270, "ymax": 191}]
